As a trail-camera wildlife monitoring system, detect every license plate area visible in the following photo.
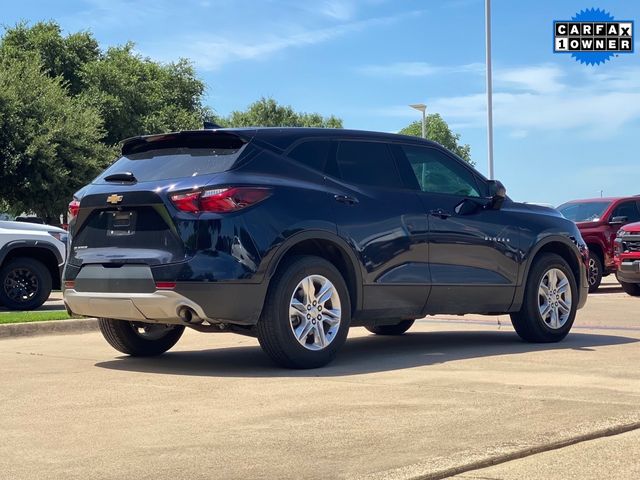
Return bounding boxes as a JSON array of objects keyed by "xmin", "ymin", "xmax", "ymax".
[{"xmin": 107, "ymin": 211, "xmax": 136, "ymax": 236}]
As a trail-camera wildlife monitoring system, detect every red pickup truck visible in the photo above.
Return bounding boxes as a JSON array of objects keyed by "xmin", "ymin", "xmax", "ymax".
[
  {"xmin": 614, "ymin": 222, "xmax": 640, "ymax": 296},
  {"xmin": 557, "ymin": 196, "xmax": 640, "ymax": 292}
]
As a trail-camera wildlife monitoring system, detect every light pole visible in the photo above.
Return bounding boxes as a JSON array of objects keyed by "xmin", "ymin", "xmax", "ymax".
[
  {"xmin": 409, "ymin": 103, "xmax": 427, "ymax": 139},
  {"xmin": 485, "ymin": 0, "xmax": 494, "ymax": 179}
]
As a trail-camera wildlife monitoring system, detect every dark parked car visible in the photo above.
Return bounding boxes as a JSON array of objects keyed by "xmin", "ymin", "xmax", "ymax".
[
  {"xmin": 63, "ymin": 128, "xmax": 588, "ymax": 368},
  {"xmin": 557, "ymin": 196, "xmax": 640, "ymax": 292}
]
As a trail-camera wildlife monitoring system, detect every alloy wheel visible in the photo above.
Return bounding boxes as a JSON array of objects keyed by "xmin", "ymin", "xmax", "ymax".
[
  {"xmin": 538, "ymin": 268, "xmax": 572, "ymax": 329},
  {"xmin": 3, "ymin": 267, "xmax": 39, "ymax": 304},
  {"xmin": 289, "ymin": 275, "xmax": 341, "ymax": 351}
]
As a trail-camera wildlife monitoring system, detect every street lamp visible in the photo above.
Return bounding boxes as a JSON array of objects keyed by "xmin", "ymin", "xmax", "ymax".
[{"xmin": 409, "ymin": 103, "xmax": 427, "ymax": 139}]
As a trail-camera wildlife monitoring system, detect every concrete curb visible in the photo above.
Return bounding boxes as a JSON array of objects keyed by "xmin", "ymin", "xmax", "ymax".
[{"xmin": 0, "ymin": 318, "xmax": 98, "ymax": 339}]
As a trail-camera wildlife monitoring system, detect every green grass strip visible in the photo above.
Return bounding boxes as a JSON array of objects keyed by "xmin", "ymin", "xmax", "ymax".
[{"xmin": 0, "ymin": 310, "xmax": 72, "ymax": 324}]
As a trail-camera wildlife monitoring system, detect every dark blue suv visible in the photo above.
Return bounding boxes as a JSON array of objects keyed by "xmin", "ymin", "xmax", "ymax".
[{"xmin": 63, "ymin": 128, "xmax": 588, "ymax": 368}]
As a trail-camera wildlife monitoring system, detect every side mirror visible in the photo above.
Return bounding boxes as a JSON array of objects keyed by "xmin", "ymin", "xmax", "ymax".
[
  {"xmin": 487, "ymin": 180, "xmax": 506, "ymax": 210},
  {"xmin": 610, "ymin": 216, "xmax": 628, "ymax": 225}
]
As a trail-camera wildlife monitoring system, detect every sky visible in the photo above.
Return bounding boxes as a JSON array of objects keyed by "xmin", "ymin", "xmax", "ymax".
[{"xmin": 4, "ymin": 0, "xmax": 640, "ymax": 205}]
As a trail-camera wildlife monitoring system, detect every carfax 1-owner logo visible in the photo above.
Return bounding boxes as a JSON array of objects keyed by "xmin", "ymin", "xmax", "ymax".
[{"xmin": 554, "ymin": 8, "xmax": 634, "ymax": 65}]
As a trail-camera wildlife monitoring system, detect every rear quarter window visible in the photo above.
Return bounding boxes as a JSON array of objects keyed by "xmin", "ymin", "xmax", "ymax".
[
  {"xmin": 335, "ymin": 141, "xmax": 403, "ymax": 189},
  {"xmin": 287, "ymin": 140, "xmax": 332, "ymax": 172}
]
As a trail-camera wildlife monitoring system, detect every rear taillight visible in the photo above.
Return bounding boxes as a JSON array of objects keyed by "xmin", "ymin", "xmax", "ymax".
[
  {"xmin": 170, "ymin": 187, "xmax": 271, "ymax": 213},
  {"xmin": 68, "ymin": 198, "xmax": 80, "ymax": 220}
]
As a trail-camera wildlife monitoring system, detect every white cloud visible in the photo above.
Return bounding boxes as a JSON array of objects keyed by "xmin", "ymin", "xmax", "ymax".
[
  {"xmin": 509, "ymin": 130, "xmax": 528, "ymax": 139},
  {"xmin": 357, "ymin": 61, "xmax": 484, "ymax": 77},
  {"xmin": 318, "ymin": 0, "xmax": 357, "ymax": 20},
  {"xmin": 143, "ymin": 9, "xmax": 422, "ymax": 70},
  {"xmin": 373, "ymin": 64, "xmax": 640, "ymax": 137},
  {"xmin": 295, "ymin": 0, "xmax": 392, "ymax": 21},
  {"xmin": 496, "ymin": 65, "xmax": 565, "ymax": 93}
]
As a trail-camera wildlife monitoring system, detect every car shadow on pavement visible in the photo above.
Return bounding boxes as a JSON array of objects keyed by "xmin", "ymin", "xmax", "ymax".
[{"xmin": 95, "ymin": 329, "xmax": 638, "ymax": 378}]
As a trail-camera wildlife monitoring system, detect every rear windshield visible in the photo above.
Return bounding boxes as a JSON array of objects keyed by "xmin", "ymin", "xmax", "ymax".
[
  {"xmin": 557, "ymin": 201, "xmax": 611, "ymax": 222},
  {"xmin": 94, "ymin": 146, "xmax": 244, "ymax": 183}
]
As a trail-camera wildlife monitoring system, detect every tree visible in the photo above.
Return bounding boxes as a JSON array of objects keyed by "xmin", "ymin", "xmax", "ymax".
[
  {"xmin": 0, "ymin": 22, "xmax": 209, "ymax": 145},
  {"xmin": 0, "ymin": 21, "xmax": 211, "ymax": 218},
  {"xmin": 0, "ymin": 21, "xmax": 99, "ymax": 96},
  {"xmin": 81, "ymin": 44, "xmax": 208, "ymax": 144},
  {"xmin": 0, "ymin": 55, "xmax": 111, "ymax": 221},
  {"xmin": 399, "ymin": 113, "xmax": 473, "ymax": 165},
  {"xmin": 221, "ymin": 97, "xmax": 342, "ymax": 128}
]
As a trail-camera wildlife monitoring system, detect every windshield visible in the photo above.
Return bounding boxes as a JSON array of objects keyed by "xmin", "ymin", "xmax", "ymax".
[{"xmin": 557, "ymin": 201, "xmax": 612, "ymax": 222}]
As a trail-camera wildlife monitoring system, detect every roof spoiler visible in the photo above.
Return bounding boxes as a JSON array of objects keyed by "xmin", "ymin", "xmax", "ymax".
[{"xmin": 120, "ymin": 130, "xmax": 249, "ymax": 156}]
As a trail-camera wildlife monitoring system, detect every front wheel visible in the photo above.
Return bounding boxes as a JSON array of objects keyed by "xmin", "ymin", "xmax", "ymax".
[
  {"xmin": 366, "ymin": 319, "xmax": 415, "ymax": 335},
  {"xmin": 98, "ymin": 318, "xmax": 184, "ymax": 356},
  {"xmin": 510, "ymin": 253, "xmax": 577, "ymax": 343},
  {"xmin": 619, "ymin": 281, "xmax": 640, "ymax": 297},
  {"xmin": 257, "ymin": 256, "xmax": 351, "ymax": 369}
]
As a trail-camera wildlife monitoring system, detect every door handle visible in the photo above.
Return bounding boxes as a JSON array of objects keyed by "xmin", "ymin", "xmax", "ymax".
[
  {"xmin": 334, "ymin": 194, "xmax": 359, "ymax": 205},
  {"xmin": 430, "ymin": 208, "xmax": 451, "ymax": 219}
]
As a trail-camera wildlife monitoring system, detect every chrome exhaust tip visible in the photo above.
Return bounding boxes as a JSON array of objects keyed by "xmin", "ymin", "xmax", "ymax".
[{"xmin": 177, "ymin": 306, "xmax": 202, "ymax": 324}]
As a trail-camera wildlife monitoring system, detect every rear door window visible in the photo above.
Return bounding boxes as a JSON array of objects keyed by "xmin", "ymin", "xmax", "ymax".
[{"xmin": 335, "ymin": 141, "xmax": 403, "ymax": 188}]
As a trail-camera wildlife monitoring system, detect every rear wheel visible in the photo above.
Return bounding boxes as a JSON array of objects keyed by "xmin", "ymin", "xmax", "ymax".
[
  {"xmin": 257, "ymin": 255, "xmax": 351, "ymax": 369},
  {"xmin": 510, "ymin": 253, "xmax": 577, "ymax": 343},
  {"xmin": 98, "ymin": 318, "xmax": 184, "ymax": 356},
  {"xmin": 366, "ymin": 319, "xmax": 415, "ymax": 335},
  {"xmin": 0, "ymin": 257, "xmax": 52, "ymax": 311},
  {"xmin": 587, "ymin": 254, "xmax": 603, "ymax": 293},
  {"xmin": 619, "ymin": 281, "xmax": 640, "ymax": 297}
]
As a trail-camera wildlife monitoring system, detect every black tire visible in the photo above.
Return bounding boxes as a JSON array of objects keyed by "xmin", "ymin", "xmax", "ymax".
[
  {"xmin": 510, "ymin": 253, "xmax": 578, "ymax": 343},
  {"xmin": 257, "ymin": 255, "xmax": 351, "ymax": 369},
  {"xmin": 619, "ymin": 281, "xmax": 640, "ymax": 297},
  {"xmin": 98, "ymin": 318, "xmax": 184, "ymax": 356},
  {"xmin": 0, "ymin": 257, "xmax": 52, "ymax": 310},
  {"xmin": 587, "ymin": 253, "xmax": 603, "ymax": 293},
  {"xmin": 366, "ymin": 319, "xmax": 415, "ymax": 335}
]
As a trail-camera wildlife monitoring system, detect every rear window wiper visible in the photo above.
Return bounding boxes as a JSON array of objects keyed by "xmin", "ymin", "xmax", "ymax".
[{"xmin": 104, "ymin": 172, "xmax": 137, "ymax": 183}]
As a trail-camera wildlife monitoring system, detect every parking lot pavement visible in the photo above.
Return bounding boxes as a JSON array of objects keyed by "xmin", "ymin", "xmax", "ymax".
[
  {"xmin": 452, "ymin": 428, "xmax": 640, "ymax": 480},
  {"xmin": 0, "ymin": 279, "xmax": 638, "ymax": 480}
]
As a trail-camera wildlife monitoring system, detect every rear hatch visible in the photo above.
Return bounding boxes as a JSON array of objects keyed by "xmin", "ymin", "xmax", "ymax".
[{"xmin": 68, "ymin": 130, "xmax": 252, "ymax": 267}]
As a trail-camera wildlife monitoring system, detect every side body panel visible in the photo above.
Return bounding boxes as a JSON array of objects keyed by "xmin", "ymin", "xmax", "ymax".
[{"xmin": 418, "ymin": 194, "xmax": 521, "ymax": 314}]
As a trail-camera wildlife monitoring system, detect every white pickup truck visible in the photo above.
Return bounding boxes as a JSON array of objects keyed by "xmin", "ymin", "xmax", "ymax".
[{"xmin": 0, "ymin": 221, "xmax": 67, "ymax": 310}]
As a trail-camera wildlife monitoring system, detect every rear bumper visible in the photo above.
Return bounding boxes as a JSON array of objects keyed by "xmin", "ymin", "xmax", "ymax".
[
  {"xmin": 64, "ymin": 289, "xmax": 206, "ymax": 324},
  {"xmin": 63, "ymin": 263, "xmax": 268, "ymax": 325},
  {"xmin": 616, "ymin": 260, "xmax": 640, "ymax": 284},
  {"xmin": 64, "ymin": 282, "xmax": 267, "ymax": 326}
]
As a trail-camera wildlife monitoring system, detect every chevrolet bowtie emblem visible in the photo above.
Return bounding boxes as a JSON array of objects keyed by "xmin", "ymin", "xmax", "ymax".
[{"xmin": 106, "ymin": 194, "xmax": 123, "ymax": 204}]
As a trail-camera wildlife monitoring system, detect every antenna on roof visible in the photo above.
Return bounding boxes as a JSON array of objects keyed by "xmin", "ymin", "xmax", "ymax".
[{"xmin": 203, "ymin": 121, "xmax": 223, "ymax": 129}]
